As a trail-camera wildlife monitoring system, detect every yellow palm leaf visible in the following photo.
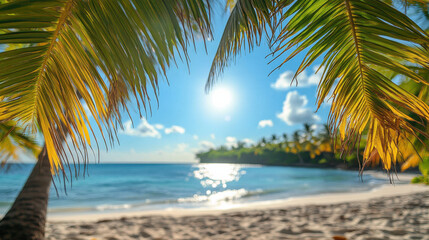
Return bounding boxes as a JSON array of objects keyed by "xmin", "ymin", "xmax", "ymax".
[
  {"xmin": 208, "ymin": 0, "xmax": 429, "ymax": 171},
  {"xmin": 401, "ymin": 154, "xmax": 421, "ymax": 172},
  {"xmin": 0, "ymin": 121, "xmax": 40, "ymax": 166},
  {"xmin": 0, "ymin": 0, "xmax": 213, "ymax": 174}
]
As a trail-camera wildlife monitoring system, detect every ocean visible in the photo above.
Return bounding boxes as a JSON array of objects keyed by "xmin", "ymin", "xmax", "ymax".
[{"xmin": 0, "ymin": 163, "xmax": 387, "ymax": 215}]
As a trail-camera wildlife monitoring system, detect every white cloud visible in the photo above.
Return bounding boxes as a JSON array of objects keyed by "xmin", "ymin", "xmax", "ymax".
[
  {"xmin": 210, "ymin": 134, "xmax": 215, "ymax": 139},
  {"xmin": 225, "ymin": 136, "xmax": 237, "ymax": 148},
  {"xmin": 165, "ymin": 125, "xmax": 185, "ymax": 134},
  {"xmin": 258, "ymin": 119, "xmax": 273, "ymax": 128},
  {"xmin": 199, "ymin": 141, "xmax": 215, "ymax": 151},
  {"xmin": 193, "ymin": 135, "xmax": 199, "ymax": 140},
  {"xmin": 154, "ymin": 124, "xmax": 164, "ymax": 130},
  {"xmin": 277, "ymin": 91, "xmax": 320, "ymax": 125},
  {"xmin": 120, "ymin": 118, "xmax": 161, "ymax": 138},
  {"xmin": 271, "ymin": 66, "xmax": 324, "ymax": 90},
  {"xmin": 242, "ymin": 138, "xmax": 255, "ymax": 146}
]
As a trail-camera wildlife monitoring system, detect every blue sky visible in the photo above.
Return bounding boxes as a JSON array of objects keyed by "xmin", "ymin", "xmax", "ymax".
[
  {"xmin": 88, "ymin": 8, "xmax": 331, "ymax": 164},
  {"xmin": 4, "ymin": 2, "xmax": 423, "ymax": 165}
]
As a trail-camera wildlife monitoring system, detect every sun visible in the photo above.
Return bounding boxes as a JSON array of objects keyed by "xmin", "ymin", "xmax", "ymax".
[{"xmin": 210, "ymin": 87, "xmax": 233, "ymax": 111}]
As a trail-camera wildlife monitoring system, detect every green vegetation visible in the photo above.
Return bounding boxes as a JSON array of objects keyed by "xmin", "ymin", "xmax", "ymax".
[
  {"xmin": 0, "ymin": 0, "xmax": 428, "ymax": 239},
  {"xmin": 412, "ymin": 158, "xmax": 429, "ymax": 185},
  {"xmin": 197, "ymin": 124, "xmax": 362, "ymax": 169},
  {"xmin": 197, "ymin": 121, "xmax": 429, "ymax": 178}
]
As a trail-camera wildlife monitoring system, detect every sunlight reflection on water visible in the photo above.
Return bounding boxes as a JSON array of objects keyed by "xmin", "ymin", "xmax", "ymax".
[
  {"xmin": 186, "ymin": 164, "xmax": 248, "ymax": 206},
  {"xmin": 193, "ymin": 164, "xmax": 246, "ymax": 188}
]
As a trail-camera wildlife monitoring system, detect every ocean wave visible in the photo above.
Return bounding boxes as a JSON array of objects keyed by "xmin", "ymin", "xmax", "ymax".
[
  {"xmin": 46, "ymin": 188, "xmax": 282, "ymax": 214},
  {"xmin": 178, "ymin": 189, "xmax": 248, "ymax": 203},
  {"xmin": 177, "ymin": 188, "xmax": 281, "ymax": 204},
  {"xmin": 96, "ymin": 204, "xmax": 131, "ymax": 211}
]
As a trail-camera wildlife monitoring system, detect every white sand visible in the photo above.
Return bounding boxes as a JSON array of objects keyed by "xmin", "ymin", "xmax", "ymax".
[{"xmin": 45, "ymin": 173, "xmax": 429, "ymax": 240}]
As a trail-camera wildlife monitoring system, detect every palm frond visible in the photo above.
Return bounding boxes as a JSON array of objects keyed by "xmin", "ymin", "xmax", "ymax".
[
  {"xmin": 269, "ymin": 0, "xmax": 429, "ymax": 171},
  {"xmin": 0, "ymin": 0, "xmax": 212, "ymax": 174},
  {"xmin": 397, "ymin": 66, "xmax": 429, "ymax": 171},
  {"xmin": 0, "ymin": 121, "xmax": 40, "ymax": 166},
  {"xmin": 208, "ymin": 0, "xmax": 429, "ymax": 171},
  {"xmin": 206, "ymin": 0, "xmax": 274, "ymax": 91},
  {"xmin": 225, "ymin": 0, "xmax": 237, "ymax": 12}
]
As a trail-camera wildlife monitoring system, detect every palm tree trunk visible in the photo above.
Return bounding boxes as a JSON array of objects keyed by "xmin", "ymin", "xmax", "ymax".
[{"xmin": 0, "ymin": 145, "xmax": 51, "ymax": 240}]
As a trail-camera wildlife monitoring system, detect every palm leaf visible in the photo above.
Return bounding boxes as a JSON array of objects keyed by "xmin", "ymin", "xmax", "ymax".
[
  {"xmin": 209, "ymin": 0, "xmax": 429, "ymax": 171},
  {"xmin": 0, "ymin": 0, "xmax": 212, "ymax": 174},
  {"xmin": 396, "ymin": 66, "xmax": 429, "ymax": 171},
  {"xmin": 206, "ymin": 0, "xmax": 274, "ymax": 90},
  {"xmin": 0, "ymin": 120, "xmax": 40, "ymax": 166},
  {"xmin": 274, "ymin": 0, "xmax": 429, "ymax": 171}
]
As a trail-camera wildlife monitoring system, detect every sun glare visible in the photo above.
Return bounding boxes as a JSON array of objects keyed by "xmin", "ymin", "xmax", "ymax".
[
  {"xmin": 193, "ymin": 164, "xmax": 245, "ymax": 189},
  {"xmin": 210, "ymin": 87, "xmax": 233, "ymax": 111}
]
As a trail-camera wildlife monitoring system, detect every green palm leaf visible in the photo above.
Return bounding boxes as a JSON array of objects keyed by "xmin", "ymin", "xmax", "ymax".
[
  {"xmin": 0, "ymin": 0, "xmax": 212, "ymax": 173},
  {"xmin": 0, "ymin": 121, "xmax": 40, "ymax": 166},
  {"xmin": 206, "ymin": 0, "xmax": 273, "ymax": 90},
  {"xmin": 209, "ymin": 0, "xmax": 429, "ymax": 171},
  {"xmin": 273, "ymin": 0, "xmax": 429, "ymax": 170}
]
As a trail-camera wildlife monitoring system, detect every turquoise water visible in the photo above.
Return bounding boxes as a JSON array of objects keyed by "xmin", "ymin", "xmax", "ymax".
[{"xmin": 0, "ymin": 164, "xmax": 385, "ymax": 215}]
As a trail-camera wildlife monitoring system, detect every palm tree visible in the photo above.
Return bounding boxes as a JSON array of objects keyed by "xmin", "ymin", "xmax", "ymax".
[
  {"xmin": 0, "ymin": 121, "xmax": 47, "ymax": 239},
  {"xmin": 291, "ymin": 131, "xmax": 304, "ymax": 164},
  {"xmin": 206, "ymin": 0, "xmax": 429, "ymax": 172},
  {"xmin": 271, "ymin": 134, "xmax": 278, "ymax": 143},
  {"xmin": 318, "ymin": 124, "xmax": 333, "ymax": 153},
  {"xmin": 282, "ymin": 133, "xmax": 290, "ymax": 152},
  {"xmin": 236, "ymin": 141, "xmax": 246, "ymax": 149},
  {"xmin": 282, "ymin": 133, "xmax": 288, "ymax": 142},
  {"xmin": 317, "ymin": 124, "xmax": 337, "ymax": 162},
  {"xmin": 302, "ymin": 123, "xmax": 319, "ymax": 159},
  {"xmin": 0, "ymin": 1, "xmax": 213, "ymax": 238},
  {"xmin": 302, "ymin": 124, "xmax": 314, "ymax": 141}
]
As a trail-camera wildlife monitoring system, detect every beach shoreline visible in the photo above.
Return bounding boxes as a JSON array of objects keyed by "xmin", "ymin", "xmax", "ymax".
[
  {"xmin": 47, "ymin": 172, "xmax": 426, "ymax": 222},
  {"xmin": 45, "ymin": 181, "xmax": 429, "ymax": 240}
]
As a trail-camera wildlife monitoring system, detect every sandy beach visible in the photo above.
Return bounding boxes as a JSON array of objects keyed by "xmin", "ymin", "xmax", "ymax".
[{"xmin": 46, "ymin": 181, "xmax": 429, "ymax": 240}]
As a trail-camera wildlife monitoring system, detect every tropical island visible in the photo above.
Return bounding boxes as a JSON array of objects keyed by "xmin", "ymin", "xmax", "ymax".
[
  {"xmin": 0, "ymin": 0, "xmax": 429, "ymax": 240},
  {"xmin": 197, "ymin": 123, "xmax": 429, "ymax": 184},
  {"xmin": 197, "ymin": 124, "xmax": 355, "ymax": 168}
]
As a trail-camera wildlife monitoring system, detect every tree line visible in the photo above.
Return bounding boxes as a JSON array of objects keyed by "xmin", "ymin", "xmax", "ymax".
[
  {"xmin": 1, "ymin": 0, "xmax": 428, "ymax": 239},
  {"xmin": 197, "ymin": 123, "xmax": 428, "ymax": 184}
]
